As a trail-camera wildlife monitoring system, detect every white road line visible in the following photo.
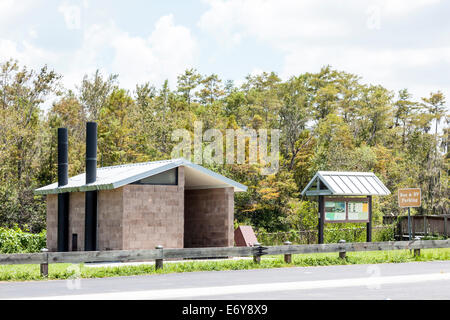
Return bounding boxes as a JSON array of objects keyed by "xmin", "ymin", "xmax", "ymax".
[{"xmin": 13, "ymin": 272, "xmax": 450, "ymax": 300}]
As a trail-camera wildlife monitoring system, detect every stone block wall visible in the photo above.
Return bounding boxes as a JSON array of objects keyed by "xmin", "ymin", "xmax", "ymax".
[
  {"xmin": 184, "ymin": 187, "xmax": 234, "ymax": 248},
  {"xmin": 121, "ymin": 166, "xmax": 185, "ymax": 249},
  {"xmin": 97, "ymin": 187, "xmax": 124, "ymax": 250},
  {"xmin": 46, "ymin": 194, "xmax": 58, "ymax": 251},
  {"xmin": 47, "ymin": 189, "xmax": 124, "ymax": 252},
  {"xmin": 46, "ymin": 192, "xmax": 88, "ymax": 252},
  {"xmin": 68, "ymin": 192, "xmax": 86, "ymax": 251}
]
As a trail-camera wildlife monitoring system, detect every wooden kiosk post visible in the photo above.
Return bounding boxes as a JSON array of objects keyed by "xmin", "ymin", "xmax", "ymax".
[
  {"xmin": 318, "ymin": 195, "xmax": 325, "ymax": 244},
  {"xmin": 367, "ymin": 195, "xmax": 372, "ymax": 242}
]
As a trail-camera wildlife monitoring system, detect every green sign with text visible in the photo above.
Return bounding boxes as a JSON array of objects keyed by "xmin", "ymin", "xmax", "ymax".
[{"xmin": 324, "ymin": 198, "xmax": 369, "ymax": 223}]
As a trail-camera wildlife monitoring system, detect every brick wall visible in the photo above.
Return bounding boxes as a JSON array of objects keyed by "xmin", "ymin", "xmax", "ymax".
[
  {"xmin": 46, "ymin": 194, "xmax": 58, "ymax": 251},
  {"xmin": 47, "ymin": 190, "xmax": 125, "ymax": 252},
  {"xmin": 184, "ymin": 187, "xmax": 234, "ymax": 248},
  {"xmin": 98, "ymin": 188, "xmax": 124, "ymax": 250},
  {"xmin": 68, "ymin": 192, "xmax": 85, "ymax": 251},
  {"xmin": 46, "ymin": 193, "xmax": 86, "ymax": 252},
  {"xmin": 122, "ymin": 166, "xmax": 185, "ymax": 249}
]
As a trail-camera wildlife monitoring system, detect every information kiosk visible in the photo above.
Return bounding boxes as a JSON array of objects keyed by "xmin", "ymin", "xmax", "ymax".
[{"xmin": 301, "ymin": 171, "xmax": 391, "ymax": 244}]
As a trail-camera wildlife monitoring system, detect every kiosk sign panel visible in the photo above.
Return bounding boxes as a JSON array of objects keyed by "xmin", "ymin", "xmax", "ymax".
[
  {"xmin": 324, "ymin": 198, "xmax": 370, "ymax": 223},
  {"xmin": 348, "ymin": 202, "xmax": 369, "ymax": 221},
  {"xmin": 325, "ymin": 201, "xmax": 346, "ymax": 222}
]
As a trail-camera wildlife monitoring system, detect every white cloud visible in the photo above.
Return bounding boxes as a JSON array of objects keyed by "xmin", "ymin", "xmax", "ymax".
[
  {"xmin": 0, "ymin": 39, "xmax": 18, "ymax": 61},
  {"xmin": 28, "ymin": 27, "xmax": 38, "ymax": 39},
  {"xmin": 0, "ymin": 13, "xmax": 197, "ymax": 98},
  {"xmin": 382, "ymin": 0, "xmax": 441, "ymax": 15},
  {"xmin": 282, "ymin": 46, "xmax": 450, "ymax": 84},
  {"xmin": 199, "ymin": 0, "xmax": 448, "ymax": 99},
  {"xmin": 54, "ymin": 14, "xmax": 196, "ymax": 91},
  {"xmin": 0, "ymin": 0, "xmax": 39, "ymax": 26},
  {"xmin": 68, "ymin": 14, "xmax": 197, "ymax": 90},
  {"xmin": 0, "ymin": 39, "xmax": 59, "ymax": 68},
  {"xmin": 58, "ymin": 2, "xmax": 82, "ymax": 30},
  {"xmin": 199, "ymin": 0, "xmax": 352, "ymax": 47},
  {"xmin": 199, "ymin": 0, "xmax": 442, "ymax": 45}
]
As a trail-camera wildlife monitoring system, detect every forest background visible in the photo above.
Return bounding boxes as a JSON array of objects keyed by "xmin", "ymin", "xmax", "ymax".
[{"xmin": 0, "ymin": 59, "xmax": 448, "ymax": 237}]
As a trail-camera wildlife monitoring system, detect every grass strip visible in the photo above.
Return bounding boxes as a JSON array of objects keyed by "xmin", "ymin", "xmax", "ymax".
[{"xmin": 0, "ymin": 248, "xmax": 449, "ymax": 282}]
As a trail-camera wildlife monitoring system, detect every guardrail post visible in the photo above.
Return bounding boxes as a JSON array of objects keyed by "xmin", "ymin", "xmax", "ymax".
[
  {"xmin": 155, "ymin": 245, "xmax": 163, "ymax": 270},
  {"xmin": 283, "ymin": 241, "xmax": 292, "ymax": 263},
  {"xmin": 414, "ymin": 248, "xmax": 420, "ymax": 257},
  {"xmin": 40, "ymin": 248, "xmax": 49, "ymax": 278},
  {"xmin": 253, "ymin": 242, "xmax": 261, "ymax": 264},
  {"xmin": 338, "ymin": 240, "xmax": 346, "ymax": 259}
]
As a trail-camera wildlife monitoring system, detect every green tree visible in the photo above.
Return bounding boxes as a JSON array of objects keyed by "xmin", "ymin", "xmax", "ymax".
[
  {"xmin": 177, "ymin": 68, "xmax": 202, "ymax": 107},
  {"xmin": 197, "ymin": 74, "xmax": 224, "ymax": 105},
  {"xmin": 79, "ymin": 70, "xmax": 118, "ymax": 120},
  {"xmin": 0, "ymin": 60, "xmax": 60, "ymax": 231},
  {"xmin": 97, "ymin": 89, "xmax": 140, "ymax": 166}
]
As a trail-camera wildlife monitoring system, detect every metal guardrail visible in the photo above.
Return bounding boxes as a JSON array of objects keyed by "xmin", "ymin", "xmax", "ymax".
[{"xmin": 1, "ymin": 239, "xmax": 449, "ymax": 277}]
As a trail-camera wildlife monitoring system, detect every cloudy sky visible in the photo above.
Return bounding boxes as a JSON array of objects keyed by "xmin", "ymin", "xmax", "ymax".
[{"xmin": 0, "ymin": 0, "xmax": 449, "ymax": 102}]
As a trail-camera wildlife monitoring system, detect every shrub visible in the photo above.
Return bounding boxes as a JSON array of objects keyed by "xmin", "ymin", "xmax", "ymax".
[
  {"xmin": 324, "ymin": 226, "xmax": 366, "ymax": 243},
  {"xmin": 0, "ymin": 225, "xmax": 46, "ymax": 254},
  {"xmin": 256, "ymin": 225, "xmax": 395, "ymax": 245},
  {"xmin": 373, "ymin": 224, "xmax": 395, "ymax": 242}
]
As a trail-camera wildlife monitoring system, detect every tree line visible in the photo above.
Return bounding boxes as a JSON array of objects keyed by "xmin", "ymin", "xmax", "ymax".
[{"xmin": 0, "ymin": 59, "xmax": 448, "ymax": 233}]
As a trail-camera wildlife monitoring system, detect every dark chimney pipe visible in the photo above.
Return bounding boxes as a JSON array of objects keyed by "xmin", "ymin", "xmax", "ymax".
[
  {"xmin": 84, "ymin": 122, "xmax": 98, "ymax": 251},
  {"xmin": 57, "ymin": 128, "xmax": 69, "ymax": 252},
  {"xmin": 86, "ymin": 122, "xmax": 97, "ymax": 184}
]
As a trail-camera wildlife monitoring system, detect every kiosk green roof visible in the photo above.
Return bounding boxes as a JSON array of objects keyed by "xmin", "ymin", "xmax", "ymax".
[{"xmin": 301, "ymin": 171, "xmax": 390, "ymax": 197}]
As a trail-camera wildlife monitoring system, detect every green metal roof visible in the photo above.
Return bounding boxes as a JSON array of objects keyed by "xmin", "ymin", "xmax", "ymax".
[
  {"xmin": 301, "ymin": 171, "xmax": 390, "ymax": 196},
  {"xmin": 34, "ymin": 158, "xmax": 247, "ymax": 195}
]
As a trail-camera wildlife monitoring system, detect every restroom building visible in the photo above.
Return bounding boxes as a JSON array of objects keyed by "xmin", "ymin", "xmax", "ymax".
[{"xmin": 34, "ymin": 123, "xmax": 247, "ymax": 252}]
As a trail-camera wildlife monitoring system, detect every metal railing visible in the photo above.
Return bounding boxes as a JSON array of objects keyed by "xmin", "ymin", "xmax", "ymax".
[{"xmin": 0, "ymin": 239, "xmax": 449, "ymax": 277}]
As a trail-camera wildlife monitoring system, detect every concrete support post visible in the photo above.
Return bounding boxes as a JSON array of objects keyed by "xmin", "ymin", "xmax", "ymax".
[
  {"xmin": 253, "ymin": 242, "xmax": 261, "ymax": 264},
  {"xmin": 338, "ymin": 240, "xmax": 346, "ymax": 259},
  {"xmin": 283, "ymin": 241, "xmax": 292, "ymax": 264},
  {"xmin": 155, "ymin": 245, "xmax": 164, "ymax": 270},
  {"xmin": 40, "ymin": 248, "xmax": 49, "ymax": 277}
]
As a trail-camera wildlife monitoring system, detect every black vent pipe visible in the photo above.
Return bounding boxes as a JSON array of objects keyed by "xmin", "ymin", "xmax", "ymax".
[
  {"xmin": 57, "ymin": 128, "xmax": 69, "ymax": 252},
  {"xmin": 84, "ymin": 122, "xmax": 98, "ymax": 251},
  {"xmin": 86, "ymin": 122, "xmax": 97, "ymax": 184}
]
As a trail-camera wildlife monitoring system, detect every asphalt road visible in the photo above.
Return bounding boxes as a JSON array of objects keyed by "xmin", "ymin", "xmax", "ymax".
[{"xmin": 1, "ymin": 261, "xmax": 449, "ymax": 300}]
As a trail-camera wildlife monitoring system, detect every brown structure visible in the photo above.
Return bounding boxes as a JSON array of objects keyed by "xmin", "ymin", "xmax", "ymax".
[
  {"xmin": 38, "ymin": 159, "xmax": 247, "ymax": 252},
  {"xmin": 384, "ymin": 215, "xmax": 450, "ymax": 240},
  {"xmin": 234, "ymin": 226, "xmax": 258, "ymax": 247},
  {"xmin": 184, "ymin": 188, "xmax": 234, "ymax": 248}
]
